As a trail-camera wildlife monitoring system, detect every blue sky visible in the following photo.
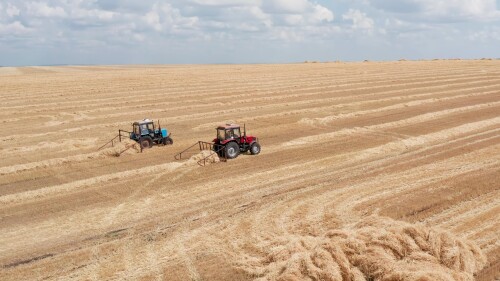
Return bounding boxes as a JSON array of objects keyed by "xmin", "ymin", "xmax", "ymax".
[{"xmin": 0, "ymin": 0, "xmax": 499, "ymax": 66}]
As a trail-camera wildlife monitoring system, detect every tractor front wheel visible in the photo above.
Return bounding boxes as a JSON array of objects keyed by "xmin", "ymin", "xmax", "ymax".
[
  {"xmin": 163, "ymin": 137, "xmax": 173, "ymax": 145},
  {"xmin": 225, "ymin": 142, "xmax": 240, "ymax": 159},
  {"xmin": 250, "ymin": 142, "xmax": 261, "ymax": 155},
  {"xmin": 139, "ymin": 137, "xmax": 153, "ymax": 149}
]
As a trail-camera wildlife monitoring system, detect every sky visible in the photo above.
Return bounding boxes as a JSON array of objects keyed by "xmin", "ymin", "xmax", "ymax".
[{"xmin": 0, "ymin": 0, "xmax": 499, "ymax": 66}]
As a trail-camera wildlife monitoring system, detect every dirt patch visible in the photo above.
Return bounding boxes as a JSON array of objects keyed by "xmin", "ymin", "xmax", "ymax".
[{"xmin": 237, "ymin": 216, "xmax": 486, "ymax": 281}]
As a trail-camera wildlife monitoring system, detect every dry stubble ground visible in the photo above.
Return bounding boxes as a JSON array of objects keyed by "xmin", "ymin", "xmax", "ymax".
[{"xmin": 0, "ymin": 60, "xmax": 498, "ymax": 280}]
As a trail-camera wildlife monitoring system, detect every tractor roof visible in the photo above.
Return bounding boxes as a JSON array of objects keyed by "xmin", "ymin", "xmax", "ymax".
[
  {"xmin": 134, "ymin": 119, "xmax": 153, "ymax": 125},
  {"xmin": 217, "ymin": 123, "xmax": 240, "ymax": 129}
]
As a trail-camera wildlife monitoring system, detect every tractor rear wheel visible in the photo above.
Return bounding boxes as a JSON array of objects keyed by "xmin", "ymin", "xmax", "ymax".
[
  {"xmin": 225, "ymin": 142, "xmax": 240, "ymax": 159},
  {"xmin": 139, "ymin": 137, "xmax": 153, "ymax": 149},
  {"xmin": 250, "ymin": 142, "xmax": 261, "ymax": 155}
]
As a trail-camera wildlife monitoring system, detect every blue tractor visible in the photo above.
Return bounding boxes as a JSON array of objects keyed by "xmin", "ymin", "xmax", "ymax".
[{"xmin": 128, "ymin": 119, "xmax": 173, "ymax": 149}]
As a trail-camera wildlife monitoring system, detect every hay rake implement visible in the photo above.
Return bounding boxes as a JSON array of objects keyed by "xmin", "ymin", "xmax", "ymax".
[
  {"xmin": 174, "ymin": 141, "xmax": 227, "ymax": 166},
  {"xmin": 97, "ymin": 130, "xmax": 140, "ymax": 156}
]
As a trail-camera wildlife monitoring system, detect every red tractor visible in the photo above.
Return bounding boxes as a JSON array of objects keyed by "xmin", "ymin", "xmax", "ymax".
[{"xmin": 213, "ymin": 124, "xmax": 261, "ymax": 159}]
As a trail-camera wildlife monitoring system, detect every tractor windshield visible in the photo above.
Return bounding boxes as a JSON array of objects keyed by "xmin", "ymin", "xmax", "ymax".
[
  {"xmin": 217, "ymin": 129, "xmax": 226, "ymax": 140},
  {"xmin": 133, "ymin": 124, "xmax": 140, "ymax": 136},
  {"xmin": 140, "ymin": 123, "xmax": 153, "ymax": 136},
  {"xmin": 233, "ymin": 128, "xmax": 241, "ymax": 138}
]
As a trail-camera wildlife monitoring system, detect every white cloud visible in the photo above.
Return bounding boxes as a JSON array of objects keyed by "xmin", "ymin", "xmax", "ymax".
[
  {"xmin": 145, "ymin": 9, "xmax": 162, "ymax": 31},
  {"xmin": 144, "ymin": 3, "xmax": 199, "ymax": 33},
  {"xmin": 421, "ymin": 0, "xmax": 500, "ymax": 20},
  {"xmin": 108, "ymin": 22, "xmax": 145, "ymax": 43},
  {"xmin": 282, "ymin": 4, "xmax": 333, "ymax": 25},
  {"xmin": 6, "ymin": 3, "xmax": 20, "ymax": 17},
  {"xmin": 267, "ymin": 24, "xmax": 341, "ymax": 42},
  {"xmin": 469, "ymin": 27, "xmax": 500, "ymax": 41},
  {"xmin": 257, "ymin": 0, "xmax": 334, "ymax": 31},
  {"xmin": 247, "ymin": 6, "xmax": 273, "ymax": 28},
  {"xmin": 265, "ymin": 0, "xmax": 311, "ymax": 14},
  {"xmin": 221, "ymin": 6, "xmax": 273, "ymax": 30},
  {"xmin": 312, "ymin": 4, "xmax": 334, "ymax": 22},
  {"xmin": 190, "ymin": 0, "xmax": 256, "ymax": 7},
  {"xmin": 26, "ymin": 2, "xmax": 67, "ymax": 18},
  {"xmin": 284, "ymin": 14, "xmax": 304, "ymax": 25},
  {"xmin": 71, "ymin": 7, "xmax": 115, "ymax": 21},
  {"xmin": 370, "ymin": 0, "xmax": 500, "ymax": 21},
  {"xmin": 270, "ymin": 27, "xmax": 304, "ymax": 41},
  {"xmin": 0, "ymin": 21, "xmax": 31, "ymax": 35},
  {"xmin": 343, "ymin": 9, "xmax": 374, "ymax": 31},
  {"xmin": 262, "ymin": 0, "xmax": 334, "ymax": 23}
]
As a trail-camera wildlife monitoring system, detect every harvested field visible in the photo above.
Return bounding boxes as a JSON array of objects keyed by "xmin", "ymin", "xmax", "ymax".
[{"xmin": 0, "ymin": 60, "xmax": 498, "ymax": 280}]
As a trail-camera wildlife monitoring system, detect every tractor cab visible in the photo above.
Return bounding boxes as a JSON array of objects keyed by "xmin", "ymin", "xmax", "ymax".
[
  {"xmin": 216, "ymin": 124, "xmax": 241, "ymax": 142},
  {"xmin": 131, "ymin": 119, "xmax": 155, "ymax": 141}
]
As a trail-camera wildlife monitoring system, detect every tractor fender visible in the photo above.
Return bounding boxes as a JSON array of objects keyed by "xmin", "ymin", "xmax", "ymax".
[
  {"xmin": 224, "ymin": 140, "xmax": 239, "ymax": 146},
  {"xmin": 219, "ymin": 139, "xmax": 234, "ymax": 145},
  {"xmin": 244, "ymin": 136, "xmax": 258, "ymax": 143},
  {"xmin": 246, "ymin": 140, "xmax": 258, "ymax": 151},
  {"xmin": 246, "ymin": 138, "xmax": 258, "ymax": 146}
]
